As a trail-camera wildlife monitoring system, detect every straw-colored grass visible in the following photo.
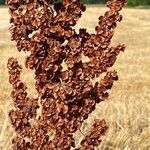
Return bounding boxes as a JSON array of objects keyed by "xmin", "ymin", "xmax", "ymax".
[{"xmin": 0, "ymin": 6, "xmax": 150, "ymax": 150}]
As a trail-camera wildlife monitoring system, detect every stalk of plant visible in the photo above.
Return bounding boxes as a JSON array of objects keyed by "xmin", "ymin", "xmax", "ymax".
[{"xmin": 7, "ymin": 0, "xmax": 126, "ymax": 149}]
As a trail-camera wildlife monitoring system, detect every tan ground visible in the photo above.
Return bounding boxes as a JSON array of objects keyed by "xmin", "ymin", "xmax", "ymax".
[{"xmin": 0, "ymin": 6, "xmax": 150, "ymax": 150}]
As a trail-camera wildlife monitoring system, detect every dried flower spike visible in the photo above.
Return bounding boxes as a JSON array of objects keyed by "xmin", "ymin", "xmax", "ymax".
[{"xmin": 7, "ymin": 0, "xmax": 126, "ymax": 149}]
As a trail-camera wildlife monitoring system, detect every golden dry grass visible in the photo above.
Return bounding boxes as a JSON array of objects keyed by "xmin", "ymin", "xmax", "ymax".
[{"xmin": 0, "ymin": 6, "xmax": 150, "ymax": 150}]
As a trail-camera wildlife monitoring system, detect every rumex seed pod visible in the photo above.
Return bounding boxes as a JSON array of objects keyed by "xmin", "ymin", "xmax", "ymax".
[{"xmin": 7, "ymin": 0, "xmax": 126, "ymax": 149}]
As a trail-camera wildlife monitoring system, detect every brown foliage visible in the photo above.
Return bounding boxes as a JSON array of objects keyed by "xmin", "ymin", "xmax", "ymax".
[{"xmin": 7, "ymin": 0, "xmax": 126, "ymax": 149}]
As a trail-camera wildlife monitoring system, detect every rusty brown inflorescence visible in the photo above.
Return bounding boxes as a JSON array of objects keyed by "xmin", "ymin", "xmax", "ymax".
[{"xmin": 7, "ymin": 0, "xmax": 126, "ymax": 149}]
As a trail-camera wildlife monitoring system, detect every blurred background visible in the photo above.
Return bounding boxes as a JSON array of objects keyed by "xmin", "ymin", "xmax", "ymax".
[
  {"xmin": 83, "ymin": 0, "xmax": 150, "ymax": 6},
  {"xmin": 0, "ymin": 0, "xmax": 150, "ymax": 150}
]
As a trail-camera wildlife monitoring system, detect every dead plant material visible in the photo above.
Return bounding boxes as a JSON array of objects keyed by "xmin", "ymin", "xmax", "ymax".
[{"xmin": 7, "ymin": 0, "xmax": 126, "ymax": 149}]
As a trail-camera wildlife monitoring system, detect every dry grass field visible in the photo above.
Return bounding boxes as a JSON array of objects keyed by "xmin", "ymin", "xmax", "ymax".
[{"xmin": 0, "ymin": 6, "xmax": 150, "ymax": 150}]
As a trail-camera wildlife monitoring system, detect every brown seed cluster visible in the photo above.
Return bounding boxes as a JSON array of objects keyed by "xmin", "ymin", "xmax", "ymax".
[
  {"xmin": 80, "ymin": 120, "xmax": 108, "ymax": 150},
  {"xmin": 7, "ymin": 0, "xmax": 126, "ymax": 149}
]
